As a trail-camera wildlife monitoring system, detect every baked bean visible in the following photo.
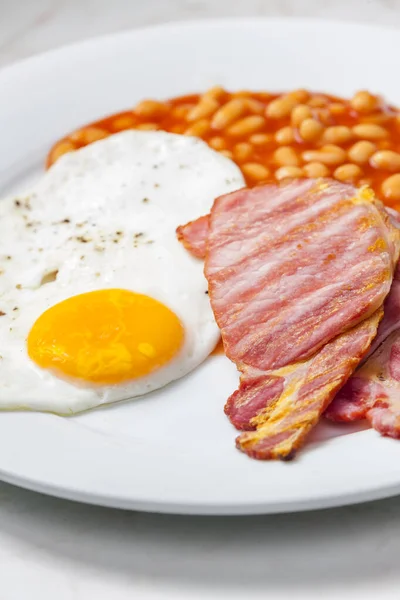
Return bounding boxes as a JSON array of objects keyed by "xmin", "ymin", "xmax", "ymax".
[
  {"xmin": 371, "ymin": 150, "xmax": 400, "ymax": 171},
  {"xmin": 334, "ymin": 164, "xmax": 363, "ymax": 183},
  {"xmin": 287, "ymin": 89, "xmax": 309, "ymax": 103},
  {"xmin": 352, "ymin": 124, "xmax": 388, "ymax": 140},
  {"xmin": 113, "ymin": 115, "xmax": 135, "ymax": 130},
  {"xmin": 136, "ymin": 123, "xmax": 159, "ymax": 130},
  {"xmin": 274, "ymin": 146, "xmax": 300, "ymax": 167},
  {"xmin": 233, "ymin": 90, "xmax": 252, "ymax": 98},
  {"xmin": 291, "ymin": 104, "xmax": 312, "ymax": 127},
  {"xmin": 244, "ymin": 98, "xmax": 265, "ymax": 114},
  {"xmin": 202, "ymin": 86, "xmax": 225, "ymax": 101},
  {"xmin": 323, "ymin": 126, "xmax": 353, "ymax": 144},
  {"xmin": 184, "ymin": 119, "xmax": 210, "ymax": 137},
  {"xmin": 171, "ymin": 104, "xmax": 194, "ymax": 119},
  {"xmin": 299, "ymin": 118, "xmax": 324, "ymax": 142},
  {"xmin": 308, "ymin": 95, "xmax": 328, "ymax": 108},
  {"xmin": 314, "ymin": 108, "xmax": 333, "ymax": 126},
  {"xmin": 266, "ymin": 96, "xmax": 297, "ymax": 119},
  {"xmin": 348, "ymin": 141, "xmax": 376, "ymax": 164},
  {"xmin": 209, "ymin": 136, "xmax": 226, "ymax": 150},
  {"xmin": 253, "ymin": 92, "xmax": 273, "ymax": 102},
  {"xmin": 234, "ymin": 143, "xmax": 253, "ymax": 161},
  {"xmin": 47, "ymin": 87, "xmax": 400, "ymax": 208},
  {"xmin": 211, "ymin": 99, "xmax": 246, "ymax": 129},
  {"xmin": 249, "ymin": 133, "xmax": 273, "ymax": 145},
  {"xmin": 329, "ymin": 103, "xmax": 346, "ymax": 115},
  {"xmin": 303, "ymin": 162, "xmax": 330, "ymax": 178},
  {"xmin": 135, "ymin": 100, "xmax": 168, "ymax": 118},
  {"xmin": 49, "ymin": 140, "xmax": 76, "ymax": 163},
  {"xmin": 227, "ymin": 115, "xmax": 265, "ymax": 136},
  {"xmin": 187, "ymin": 98, "xmax": 219, "ymax": 122},
  {"xmin": 275, "ymin": 166, "xmax": 304, "ymax": 180},
  {"xmin": 382, "ymin": 174, "xmax": 400, "ymax": 202},
  {"xmin": 302, "ymin": 145, "xmax": 346, "ymax": 166},
  {"xmin": 70, "ymin": 127, "xmax": 109, "ymax": 143},
  {"xmin": 275, "ymin": 126, "xmax": 295, "ymax": 144},
  {"xmin": 219, "ymin": 149, "xmax": 233, "ymax": 159},
  {"xmin": 350, "ymin": 91, "xmax": 378, "ymax": 114},
  {"xmin": 362, "ymin": 113, "xmax": 393, "ymax": 125},
  {"xmin": 242, "ymin": 163, "xmax": 270, "ymax": 181}
]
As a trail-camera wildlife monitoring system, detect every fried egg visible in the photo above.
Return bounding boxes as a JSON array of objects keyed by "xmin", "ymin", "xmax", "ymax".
[{"xmin": 0, "ymin": 131, "xmax": 244, "ymax": 413}]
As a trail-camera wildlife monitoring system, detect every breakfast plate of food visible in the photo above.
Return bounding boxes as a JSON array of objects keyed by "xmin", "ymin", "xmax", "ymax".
[{"xmin": 1, "ymin": 17, "xmax": 400, "ymax": 514}]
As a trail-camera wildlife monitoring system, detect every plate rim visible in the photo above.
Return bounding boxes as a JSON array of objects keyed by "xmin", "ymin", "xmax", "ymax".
[
  {"xmin": 1, "ymin": 465, "xmax": 400, "ymax": 516},
  {"xmin": 2, "ymin": 16, "xmax": 400, "ymax": 515},
  {"xmin": 2, "ymin": 15, "xmax": 400, "ymax": 78}
]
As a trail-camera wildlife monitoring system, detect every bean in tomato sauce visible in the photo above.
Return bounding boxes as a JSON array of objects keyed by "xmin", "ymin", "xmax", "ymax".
[{"xmin": 47, "ymin": 87, "xmax": 400, "ymax": 209}]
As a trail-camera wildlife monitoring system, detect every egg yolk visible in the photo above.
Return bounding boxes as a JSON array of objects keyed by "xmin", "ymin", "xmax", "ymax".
[{"xmin": 27, "ymin": 289, "xmax": 184, "ymax": 384}]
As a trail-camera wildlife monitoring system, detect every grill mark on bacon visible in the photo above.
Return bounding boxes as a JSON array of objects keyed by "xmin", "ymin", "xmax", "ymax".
[
  {"xmin": 211, "ymin": 202, "xmax": 380, "ymax": 310},
  {"xmin": 202, "ymin": 179, "xmax": 400, "ymax": 459},
  {"xmin": 207, "ymin": 182, "xmax": 397, "ymax": 375},
  {"xmin": 177, "ymin": 179, "xmax": 336, "ymax": 260},
  {"xmin": 207, "ymin": 190, "xmax": 359, "ymax": 277},
  {"xmin": 228, "ymin": 262, "xmax": 389, "ymax": 370}
]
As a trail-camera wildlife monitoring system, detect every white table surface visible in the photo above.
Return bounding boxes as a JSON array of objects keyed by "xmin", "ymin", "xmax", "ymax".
[{"xmin": 2, "ymin": 1, "xmax": 400, "ymax": 598}]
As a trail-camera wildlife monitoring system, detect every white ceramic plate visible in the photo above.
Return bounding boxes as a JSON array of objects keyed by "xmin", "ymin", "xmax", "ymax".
[{"xmin": 1, "ymin": 17, "xmax": 400, "ymax": 515}]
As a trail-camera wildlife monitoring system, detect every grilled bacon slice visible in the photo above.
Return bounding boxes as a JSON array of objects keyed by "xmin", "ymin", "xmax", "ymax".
[
  {"xmin": 234, "ymin": 311, "xmax": 382, "ymax": 459},
  {"xmin": 325, "ymin": 262, "xmax": 400, "ymax": 424},
  {"xmin": 203, "ymin": 179, "xmax": 400, "ymax": 459},
  {"xmin": 176, "ymin": 214, "xmax": 209, "ymax": 259}
]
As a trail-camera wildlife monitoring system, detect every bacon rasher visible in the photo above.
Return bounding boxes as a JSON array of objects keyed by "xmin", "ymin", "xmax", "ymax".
[{"xmin": 178, "ymin": 179, "xmax": 400, "ymax": 458}]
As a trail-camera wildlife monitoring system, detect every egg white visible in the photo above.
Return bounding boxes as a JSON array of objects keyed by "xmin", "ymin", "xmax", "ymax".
[{"xmin": 0, "ymin": 131, "xmax": 244, "ymax": 414}]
